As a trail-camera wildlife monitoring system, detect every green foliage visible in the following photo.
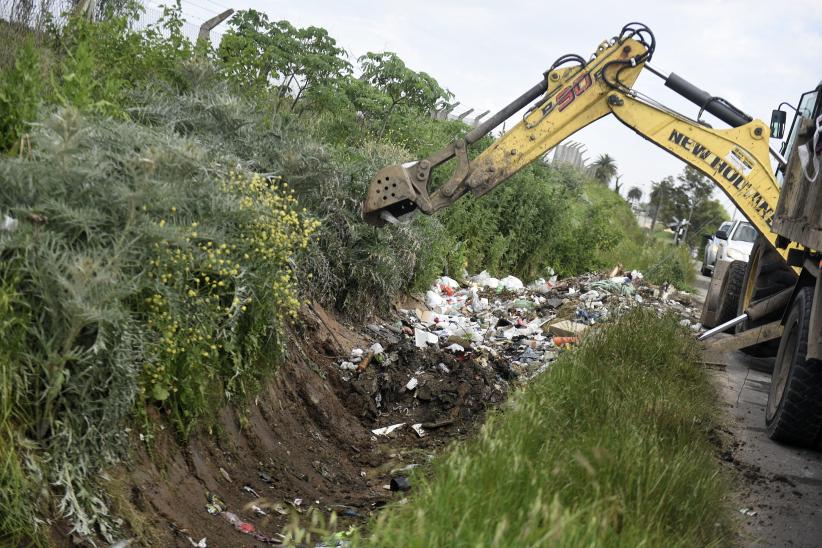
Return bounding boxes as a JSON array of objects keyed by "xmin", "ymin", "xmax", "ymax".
[
  {"xmin": 443, "ymin": 165, "xmax": 696, "ymax": 287},
  {"xmin": 688, "ymin": 198, "xmax": 728, "ymax": 246},
  {"xmin": 649, "ymin": 166, "xmax": 729, "ymax": 246},
  {"xmin": 295, "ymin": 140, "xmax": 461, "ymax": 314},
  {"xmin": 361, "ymin": 309, "xmax": 733, "ymax": 546},
  {"xmin": 587, "ymin": 182, "xmax": 695, "ymax": 288},
  {"xmin": 0, "ymin": 277, "xmax": 46, "ymax": 546},
  {"xmin": 0, "ymin": 108, "xmax": 314, "ymax": 538},
  {"xmin": 219, "ymin": 9, "xmax": 351, "ymax": 109},
  {"xmin": 358, "ymin": 51, "xmax": 451, "ymax": 112},
  {"xmin": 358, "ymin": 51, "xmax": 452, "ymax": 137},
  {"xmin": 600, "ymin": 235, "xmax": 695, "ymax": 289},
  {"xmin": 53, "ymin": 38, "xmax": 121, "ymax": 114},
  {"xmin": 441, "ymin": 165, "xmax": 627, "ymax": 279},
  {"xmin": 0, "ymin": 38, "xmax": 43, "ymax": 150},
  {"xmin": 0, "ymin": 1, "xmax": 199, "ymax": 151},
  {"xmin": 591, "ymin": 152, "xmax": 617, "ymax": 185}
]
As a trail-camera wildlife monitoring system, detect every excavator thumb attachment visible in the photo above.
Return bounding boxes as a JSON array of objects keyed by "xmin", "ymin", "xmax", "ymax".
[{"xmin": 362, "ymin": 163, "xmax": 421, "ymax": 226}]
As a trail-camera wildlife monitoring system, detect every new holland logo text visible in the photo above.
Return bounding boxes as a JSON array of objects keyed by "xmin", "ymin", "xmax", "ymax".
[{"xmin": 668, "ymin": 130, "xmax": 774, "ymax": 222}]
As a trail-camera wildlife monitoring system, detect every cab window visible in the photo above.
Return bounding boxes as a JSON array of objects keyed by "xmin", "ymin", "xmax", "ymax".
[
  {"xmin": 777, "ymin": 89, "xmax": 821, "ymax": 183},
  {"xmin": 731, "ymin": 222, "xmax": 757, "ymax": 243},
  {"xmin": 717, "ymin": 222, "xmax": 732, "ymax": 238}
]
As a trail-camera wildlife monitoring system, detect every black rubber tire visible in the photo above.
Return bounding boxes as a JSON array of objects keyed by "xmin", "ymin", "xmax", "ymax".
[
  {"xmin": 736, "ymin": 237, "xmax": 797, "ymax": 358},
  {"xmin": 716, "ymin": 260, "xmax": 746, "ymax": 326},
  {"xmin": 701, "ymin": 263, "xmax": 712, "ymax": 277},
  {"xmin": 765, "ymin": 287, "xmax": 822, "ymax": 446}
]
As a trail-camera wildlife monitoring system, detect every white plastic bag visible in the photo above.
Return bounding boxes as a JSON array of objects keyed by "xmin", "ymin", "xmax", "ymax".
[{"xmin": 500, "ymin": 275, "xmax": 524, "ymax": 291}]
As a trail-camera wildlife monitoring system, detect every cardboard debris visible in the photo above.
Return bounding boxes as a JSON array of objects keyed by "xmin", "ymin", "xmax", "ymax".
[{"xmin": 548, "ymin": 320, "xmax": 589, "ymax": 337}]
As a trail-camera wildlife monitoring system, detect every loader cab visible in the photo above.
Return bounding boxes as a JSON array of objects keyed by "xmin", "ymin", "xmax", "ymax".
[{"xmin": 772, "ymin": 85, "xmax": 822, "ymax": 184}]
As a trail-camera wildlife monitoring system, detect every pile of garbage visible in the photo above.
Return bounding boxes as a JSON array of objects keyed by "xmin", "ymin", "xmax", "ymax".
[
  {"xmin": 339, "ymin": 267, "xmax": 702, "ymax": 383},
  {"xmin": 338, "ymin": 335, "xmax": 510, "ymax": 442}
]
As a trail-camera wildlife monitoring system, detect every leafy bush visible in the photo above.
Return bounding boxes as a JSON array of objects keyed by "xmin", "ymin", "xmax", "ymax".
[
  {"xmin": 127, "ymin": 64, "xmax": 460, "ymax": 315},
  {"xmin": 440, "ymin": 164, "xmax": 621, "ymax": 279},
  {"xmin": 0, "ymin": 38, "xmax": 43, "ymax": 150},
  {"xmin": 0, "ymin": 109, "xmax": 314, "ymax": 539},
  {"xmin": 297, "ymin": 141, "xmax": 462, "ymax": 314}
]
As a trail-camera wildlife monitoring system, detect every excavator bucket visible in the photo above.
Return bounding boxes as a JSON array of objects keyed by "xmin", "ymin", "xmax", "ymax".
[{"xmin": 362, "ymin": 163, "xmax": 420, "ymax": 226}]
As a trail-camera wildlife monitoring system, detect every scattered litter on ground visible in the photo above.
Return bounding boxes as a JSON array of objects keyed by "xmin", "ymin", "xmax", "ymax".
[
  {"xmin": 205, "ymin": 492, "xmax": 226, "ymax": 515},
  {"xmin": 372, "ymin": 423, "xmax": 405, "ymax": 436},
  {"xmin": 242, "ymin": 485, "xmax": 260, "ymax": 498},
  {"xmin": 1, "ymin": 214, "xmax": 18, "ymax": 232},
  {"xmin": 390, "ymin": 477, "xmax": 411, "ymax": 492},
  {"xmin": 549, "ymin": 320, "xmax": 588, "ymax": 337},
  {"xmin": 339, "ymin": 267, "xmax": 701, "ymax": 386},
  {"xmin": 316, "ymin": 266, "xmax": 705, "ymax": 538},
  {"xmin": 219, "ymin": 467, "xmax": 232, "ymax": 483},
  {"xmin": 553, "ymin": 336, "xmax": 579, "ymax": 347},
  {"xmin": 739, "ymin": 507, "xmax": 758, "ymax": 517},
  {"xmin": 204, "ymin": 491, "xmax": 283, "ymax": 544}
]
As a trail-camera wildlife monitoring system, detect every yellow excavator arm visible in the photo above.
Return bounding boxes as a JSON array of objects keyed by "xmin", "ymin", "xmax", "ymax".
[{"xmin": 362, "ymin": 23, "xmax": 786, "ymax": 256}]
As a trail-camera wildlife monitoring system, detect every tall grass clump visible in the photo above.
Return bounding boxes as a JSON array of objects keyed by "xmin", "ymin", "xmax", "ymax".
[
  {"xmin": 363, "ymin": 308, "xmax": 732, "ymax": 547},
  {"xmin": 0, "ymin": 278, "xmax": 40, "ymax": 546}
]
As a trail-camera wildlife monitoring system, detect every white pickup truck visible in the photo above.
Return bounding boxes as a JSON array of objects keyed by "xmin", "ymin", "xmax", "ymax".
[{"xmin": 701, "ymin": 220, "xmax": 757, "ymax": 276}]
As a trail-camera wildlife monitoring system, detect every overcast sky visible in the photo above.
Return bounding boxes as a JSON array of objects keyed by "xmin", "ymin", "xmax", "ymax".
[{"xmin": 177, "ymin": 0, "xmax": 822, "ymax": 217}]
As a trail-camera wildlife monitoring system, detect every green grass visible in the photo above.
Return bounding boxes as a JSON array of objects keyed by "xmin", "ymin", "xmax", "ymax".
[
  {"xmin": 360, "ymin": 309, "xmax": 733, "ymax": 547},
  {"xmin": 652, "ymin": 228, "xmax": 675, "ymax": 242},
  {"xmin": 0, "ymin": 278, "xmax": 44, "ymax": 546}
]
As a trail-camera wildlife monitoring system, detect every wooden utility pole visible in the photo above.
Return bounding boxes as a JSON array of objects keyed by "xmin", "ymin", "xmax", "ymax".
[{"xmin": 650, "ymin": 184, "xmax": 666, "ymax": 233}]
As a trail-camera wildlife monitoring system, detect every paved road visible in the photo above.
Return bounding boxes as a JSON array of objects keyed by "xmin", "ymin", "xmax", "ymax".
[{"xmin": 694, "ymin": 268, "xmax": 822, "ymax": 547}]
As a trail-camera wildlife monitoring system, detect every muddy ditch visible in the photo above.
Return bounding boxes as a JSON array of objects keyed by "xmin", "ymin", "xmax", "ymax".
[
  {"xmin": 65, "ymin": 271, "xmax": 702, "ymax": 547},
  {"xmin": 81, "ymin": 305, "xmax": 510, "ymax": 547}
]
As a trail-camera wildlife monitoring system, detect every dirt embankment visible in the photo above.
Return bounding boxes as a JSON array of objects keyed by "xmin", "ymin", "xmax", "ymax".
[{"xmin": 61, "ymin": 303, "xmax": 504, "ymax": 547}]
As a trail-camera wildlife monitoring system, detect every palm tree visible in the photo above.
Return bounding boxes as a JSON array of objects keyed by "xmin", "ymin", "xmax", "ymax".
[
  {"xmin": 627, "ymin": 186, "xmax": 643, "ymax": 203},
  {"xmin": 591, "ymin": 154, "xmax": 617, "ymax": 185}
]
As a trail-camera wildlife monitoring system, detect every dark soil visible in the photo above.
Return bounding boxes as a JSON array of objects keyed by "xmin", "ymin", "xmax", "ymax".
[{"xmin": 59, "ymin": 303, "xmax": 512, "ymax": 547}]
